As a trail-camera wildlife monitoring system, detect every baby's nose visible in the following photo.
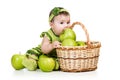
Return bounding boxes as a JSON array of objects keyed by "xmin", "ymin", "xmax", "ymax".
[
  {"xmin": 64, "ymin": 24, "xmax": 69, "ymax": 28},
  {"xmin": 65, "ymin": 25, "xmax": 68, "ymax": 28}
]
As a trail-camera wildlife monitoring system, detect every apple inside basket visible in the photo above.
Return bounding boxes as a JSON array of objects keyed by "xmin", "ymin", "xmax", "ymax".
[{"xmin": 56, "ymin": 22, "xmax": 101, "ymax": 72}]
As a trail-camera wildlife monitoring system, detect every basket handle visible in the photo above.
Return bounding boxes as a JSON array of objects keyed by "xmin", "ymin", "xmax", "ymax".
[{"xmin": 70, "ymin": 22, "xmax": 91, "ymax": 46}]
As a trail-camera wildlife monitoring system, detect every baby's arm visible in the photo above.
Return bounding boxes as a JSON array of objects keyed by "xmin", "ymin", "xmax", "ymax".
[{"xmin": 41, "ymin": 36, "xmax": 61, "ymax": 54}]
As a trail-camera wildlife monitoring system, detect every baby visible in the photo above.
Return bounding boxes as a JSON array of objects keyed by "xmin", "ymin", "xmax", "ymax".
[
  {"xmin": 22, "ymin": 7, "xmax": 71, "ymax": 70},
  {"xmin": 41, "ymin": 7, "xmax": 71, "ymax": 56}
]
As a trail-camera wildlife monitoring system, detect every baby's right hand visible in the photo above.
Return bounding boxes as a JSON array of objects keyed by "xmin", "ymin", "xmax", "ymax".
[{"xmin": 52, "ymin": 41, "xmax": 61, "ymax": 48}]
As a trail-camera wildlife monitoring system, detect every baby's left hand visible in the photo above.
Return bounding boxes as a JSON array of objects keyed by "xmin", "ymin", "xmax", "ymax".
[{"xmin": 52, "ymin": 41, "xmax": 61, "ymax": 48}]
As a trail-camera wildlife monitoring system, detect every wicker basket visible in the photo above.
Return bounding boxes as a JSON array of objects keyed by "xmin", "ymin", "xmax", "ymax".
[{"xmin": 56, "ymin": 22, "xmax": 101, "ymax": 72}]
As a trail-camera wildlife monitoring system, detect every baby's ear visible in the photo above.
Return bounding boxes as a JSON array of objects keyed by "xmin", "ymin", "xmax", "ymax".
[{"xmin": 49, "ymin": 22, "xmax": 53, "ymax": 27}]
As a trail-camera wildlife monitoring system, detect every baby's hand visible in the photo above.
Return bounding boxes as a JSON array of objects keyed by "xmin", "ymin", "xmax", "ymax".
[{"xmin": 52, "ymin": 41, "xmax": 61, "ymax": 48}]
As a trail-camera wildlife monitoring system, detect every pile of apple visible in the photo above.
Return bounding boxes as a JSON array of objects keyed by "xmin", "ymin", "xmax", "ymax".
[
  {"xmin": 11, "ymin": 28, "xmax": 86, "ymax": 72},
  {"xmin": 60, "ymin": 28, "xmax": 86, "ymax": 46},
  {"xmin": 11, "ymin": 54, "xmax": 59, "ymax": 72}
]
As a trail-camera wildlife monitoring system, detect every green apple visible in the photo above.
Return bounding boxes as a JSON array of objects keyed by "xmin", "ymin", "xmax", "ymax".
[
  {"xmin": 11, "ymin": 54, "xmax": 25, "ymax": 70},
  {"xmin": 60, "ymin": 28, "xmax": 76, "ymax": 42},
  {"xmin": 76, "ymin": 41, "xmax": 86, "ymax": 46},
  {"xmin": 62, "ymin": 39, "xmax": 77, "ymax": 46},
  {"xmin": 53, "ymin": 59, "xmax": 60, "ymax": 71},
  {"xmin": 38, "ymin": 54, "xmax": 55, "ymax": 72}
]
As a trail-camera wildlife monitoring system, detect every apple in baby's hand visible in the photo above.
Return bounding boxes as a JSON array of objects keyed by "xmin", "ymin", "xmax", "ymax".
[
  {"xmin": 11, "ymin": 54, "xmax": 25, "ymax": 70},
  {"xmin": 60, "ymin": 28, "xmax": 76, "ymax": 42},
  {"xmin": 62, "ymin": 39, "xmax": 77, "ymax": 46}
]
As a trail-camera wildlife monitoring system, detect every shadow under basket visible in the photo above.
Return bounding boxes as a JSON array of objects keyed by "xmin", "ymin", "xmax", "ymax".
[{"xmin": 56, "ymin": 22, "xmax": 101, "ymax": 72}]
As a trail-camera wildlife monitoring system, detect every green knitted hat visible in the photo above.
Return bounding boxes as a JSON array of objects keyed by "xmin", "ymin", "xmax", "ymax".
[{"xmin": 49, "ymin": 7, "xmax": 69, "ymax": 22}]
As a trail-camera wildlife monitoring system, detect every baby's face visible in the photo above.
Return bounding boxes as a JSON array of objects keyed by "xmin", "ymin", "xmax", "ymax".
[{"xmin": 50, "ymin": 14, "xmax": 70, "ymax": 35}]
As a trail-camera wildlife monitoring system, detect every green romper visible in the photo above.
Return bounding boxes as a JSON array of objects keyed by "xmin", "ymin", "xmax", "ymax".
[
  {"xmin": 27, "ymin": 28, "xmax": 60, "ymax": 58},
  {"xmin": 40, "ymin": 28, "xmax": 60, "ymax": 57}
]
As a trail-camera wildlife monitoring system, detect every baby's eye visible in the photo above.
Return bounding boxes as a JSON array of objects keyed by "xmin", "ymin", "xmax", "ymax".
[
  {"xmin": 60, "ymin": 22, "xmax": 64, "ymax": 24},
  {"xmin": 67, "ymin": 21, "xmax": 70, "ymax": 24}
]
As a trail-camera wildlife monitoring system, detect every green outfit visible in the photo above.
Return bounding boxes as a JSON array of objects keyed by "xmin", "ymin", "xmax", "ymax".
[
  {"xmin": 40, "ymin": 28, "xmax": 60, "ymax": 57},
  {"xmin": 27, "ymin": 28, "xmax": 60, "ymax": 57}
]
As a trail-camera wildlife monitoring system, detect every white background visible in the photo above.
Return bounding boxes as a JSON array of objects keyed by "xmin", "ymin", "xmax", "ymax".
[{"xmin": 0, "ymin": 0, "xmax": 120, "ymax": 80}]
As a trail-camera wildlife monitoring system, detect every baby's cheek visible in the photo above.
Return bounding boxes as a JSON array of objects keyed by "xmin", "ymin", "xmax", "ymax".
[{"xmin": 59, "ymin": 30, "xmax": 63, "ymax": 35}]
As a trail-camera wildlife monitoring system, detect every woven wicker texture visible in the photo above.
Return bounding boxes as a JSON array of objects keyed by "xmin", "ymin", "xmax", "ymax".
[{"xmin": 56, "ymin": 22, "xmax": 101, "ymax": 72}]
